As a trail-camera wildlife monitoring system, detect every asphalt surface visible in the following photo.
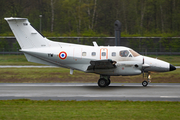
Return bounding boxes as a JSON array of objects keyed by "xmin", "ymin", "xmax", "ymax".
[{"xmin": 0, "ymin": 83, "xmax": 180, "ymax": 101}]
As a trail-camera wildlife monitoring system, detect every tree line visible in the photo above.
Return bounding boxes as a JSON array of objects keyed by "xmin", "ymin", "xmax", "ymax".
[{"xmin": 0, "ymin": 0, "xmax": 180, "ymax": 37}]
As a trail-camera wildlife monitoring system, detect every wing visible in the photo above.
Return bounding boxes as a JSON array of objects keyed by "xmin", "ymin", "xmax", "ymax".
[{"xmin": 87, "ymin": 59, "xmax": 117, "ymax": 70}]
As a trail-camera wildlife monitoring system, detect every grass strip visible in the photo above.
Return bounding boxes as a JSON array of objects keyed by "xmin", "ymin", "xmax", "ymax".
[
  {"xmin": 0, "ymin": 68, "xmax": 179, "ymax": 83},
  {"xmin": 0, "ymin": 99, "xmax": 180, "ymax": 120},
  {"xmin": 0, "ymin": 55, "xmax": 42, "ymax": 65}
]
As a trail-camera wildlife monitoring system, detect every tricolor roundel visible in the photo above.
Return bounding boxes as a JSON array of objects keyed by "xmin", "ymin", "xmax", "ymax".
[{"xmin": 59, "ymin": 51, "xmax": 67, "ymax": 60}]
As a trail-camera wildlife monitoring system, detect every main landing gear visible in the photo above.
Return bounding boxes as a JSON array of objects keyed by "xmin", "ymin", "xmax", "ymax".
[
  {"xmin": 142, "ymin": 72, "xmax": 151, "ymax": 87},
  {"xmin": 98, "ymin": 75, "xmax": 111, "ymax": 87}
]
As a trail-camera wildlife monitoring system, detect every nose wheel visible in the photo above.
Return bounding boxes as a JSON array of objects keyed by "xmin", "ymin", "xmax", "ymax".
[
  {"xmin": 142, "ymin": 81, "xmax": 148, "ymax": 87},
  {"xmin": 142, "ymin": 72, "xmax": 151, "ymax": 87}
]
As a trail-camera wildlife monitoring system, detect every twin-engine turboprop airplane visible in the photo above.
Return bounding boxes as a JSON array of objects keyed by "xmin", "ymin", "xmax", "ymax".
[{"xmin": 5, "ymin": 17, "xmax": 176, "ymax": 87}]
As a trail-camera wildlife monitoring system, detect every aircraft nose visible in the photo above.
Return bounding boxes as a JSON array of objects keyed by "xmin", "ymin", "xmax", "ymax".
[{"xmin": 169, "ymin": 64, "xmax": 176, "ymax": 71}]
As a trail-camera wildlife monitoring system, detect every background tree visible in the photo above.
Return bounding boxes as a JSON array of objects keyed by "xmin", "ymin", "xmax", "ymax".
[{"xmin": 0, "ymin": 0, "xmax": 180, "ymax": 36}]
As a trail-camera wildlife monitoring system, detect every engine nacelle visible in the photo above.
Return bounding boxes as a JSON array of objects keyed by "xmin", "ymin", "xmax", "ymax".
[{"xmin": 114, "ymin": 61, "xmax": 142, "ymax": 76}]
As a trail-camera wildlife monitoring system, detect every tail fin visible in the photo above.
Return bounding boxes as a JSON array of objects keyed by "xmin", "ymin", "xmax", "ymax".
[{"xmin": 5, "ymin": 17, "xmax": 49, "ymax": 49}]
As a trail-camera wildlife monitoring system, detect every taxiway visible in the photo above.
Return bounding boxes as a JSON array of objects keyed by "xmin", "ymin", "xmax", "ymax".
[{"xmin": 0, "ymin": 83, "xmax": 180, "ymax": 101}]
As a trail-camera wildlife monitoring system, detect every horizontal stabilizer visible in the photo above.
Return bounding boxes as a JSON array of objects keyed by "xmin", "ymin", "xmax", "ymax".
[{"xmin": 4, "ymin": 17, "xmax": 27, "ymax": 21}]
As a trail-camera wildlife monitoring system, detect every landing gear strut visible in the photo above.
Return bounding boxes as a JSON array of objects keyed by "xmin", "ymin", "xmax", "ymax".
[
  {"xmin": 142, "ymin": 72, "xmax": 151, "ymax": 87},
  {"xmin": 98, "ymin": 75, "xmax": 111, "ymax": 87}
]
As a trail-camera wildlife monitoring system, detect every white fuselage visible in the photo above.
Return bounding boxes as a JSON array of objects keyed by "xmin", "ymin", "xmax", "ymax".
[{"xmin": 21, "ymin": 44, "xmax": 171, "ymax": 76}]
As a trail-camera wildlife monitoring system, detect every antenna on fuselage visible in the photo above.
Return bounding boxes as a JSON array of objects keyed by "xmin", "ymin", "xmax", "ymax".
[
  {"xmin": 93, "ymin": 41, "xmax": 98, "ymax": 47},
  {"xmin": 114, "ymin": 20, "xmax": 121, "ymax": 46}
]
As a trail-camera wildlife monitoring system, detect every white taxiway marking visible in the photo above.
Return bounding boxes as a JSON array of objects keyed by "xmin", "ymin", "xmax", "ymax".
[
  {"xmin": 0, "ymin": 94, "xmax": 180, "ymax": 99},
  {"xmin": 160, "ymin": 96, "xmax": 180, "ymax": 98}
]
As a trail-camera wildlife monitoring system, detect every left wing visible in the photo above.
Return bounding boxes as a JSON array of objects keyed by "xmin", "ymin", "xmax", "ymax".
[{"xmin": 87, "ymin": 59, "xmax": 116, "ymax": 70}]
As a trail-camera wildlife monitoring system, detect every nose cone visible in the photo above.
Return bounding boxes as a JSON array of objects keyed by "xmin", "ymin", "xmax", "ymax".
[{"xmin": 169, "ymin": 64, "xmax": 176, "ymax": 71}]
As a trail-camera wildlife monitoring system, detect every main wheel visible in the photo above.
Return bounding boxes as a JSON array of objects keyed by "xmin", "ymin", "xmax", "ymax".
[
  {"xmin": 142, "ymin": 81, "xmax": 148, "ymax": 87},
  {"xmin": 98, "ymin": 78, "xmax": 107, "ymax": 87}
]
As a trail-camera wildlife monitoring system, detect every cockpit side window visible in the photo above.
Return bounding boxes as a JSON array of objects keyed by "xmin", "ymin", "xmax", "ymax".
[
  {"xmin": 119, "ymin": 50, "xmax": 129, "ymax": 57},
  {"xmin": 129, "ymin": 50, "xmax": 140, "ymax": 57}
]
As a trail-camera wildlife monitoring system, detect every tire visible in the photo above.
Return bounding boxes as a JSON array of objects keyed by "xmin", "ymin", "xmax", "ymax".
[
  {"xmin": 142, "ymin": 81, "xmax": 148, "ymax": 87},
  {"xmin": 98, "ymin": 78, "xmax": 107, "ymax": 87}
]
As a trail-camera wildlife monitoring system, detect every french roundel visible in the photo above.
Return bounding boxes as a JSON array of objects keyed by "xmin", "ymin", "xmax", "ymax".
[{"xmin": 59, "ymin": 51, "xmax": 67, "ymax": 60}]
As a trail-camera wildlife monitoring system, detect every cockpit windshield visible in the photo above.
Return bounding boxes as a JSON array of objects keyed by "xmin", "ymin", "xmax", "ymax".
[
  {"xmin": 129, "ymin": 50, "xmax": 140, "ymax": 57},
  {"xmin": 119, "ymin": 49, "xmax": 140, "ymax": 57}
]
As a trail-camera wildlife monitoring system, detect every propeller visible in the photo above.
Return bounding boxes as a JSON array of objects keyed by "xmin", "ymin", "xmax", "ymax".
[{"xmin": 142, "ymin": 58, "xmax": 144, "ymax": 77}]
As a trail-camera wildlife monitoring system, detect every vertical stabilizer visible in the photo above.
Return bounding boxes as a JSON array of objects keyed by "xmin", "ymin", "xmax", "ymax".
[{"xmin": 5, "ymin": 17, "xmax": 49, "ymax": 49}]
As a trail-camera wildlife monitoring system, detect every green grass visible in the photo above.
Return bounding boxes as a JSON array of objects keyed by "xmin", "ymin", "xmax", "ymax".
[
  {"xmin": 0, "ymin": 55, "xmax": 42, "ymax": 65},
  {"xmin": 0, "ymin": 99, "xmax": 179, "ymax": 120},
  {"xmin": 0, "ymin": 68, "xmax": 99, "ymax": 83},
  {"xmin": 0, "ymin": 68, "xmax": 179, "ymax": 83}
]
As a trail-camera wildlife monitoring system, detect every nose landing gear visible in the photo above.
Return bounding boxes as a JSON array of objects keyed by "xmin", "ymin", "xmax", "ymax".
[
  {"xmin": 142, "ymin": 80, "xmax": 148, "ymax": 87},
  {"xmin": 142, "ymin": 72, "xmax": 151, "ymax": 87}
]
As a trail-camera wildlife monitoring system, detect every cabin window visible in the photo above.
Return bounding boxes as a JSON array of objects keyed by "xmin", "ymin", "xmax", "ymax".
[
  {"xmin": 101, "ymin": 52, "xmax": 106, "ymax": 56},
  {"xmin": 129, "ymin": 50, "xmax": 140, "ymax": 57},
  {"xmin": 119, "ymin": 50, "xmax": 129, "ymax": 57},
  {"xmin": 112, "ymin": 52, "xmax": 116, "ymax": 56},
  {"xmin": 92, "ymin": 52, "xmax": 96, "ymax": 56},
  {"xmin": 82, "ymin": 52, "xmax": 86, "ymax": 56}
]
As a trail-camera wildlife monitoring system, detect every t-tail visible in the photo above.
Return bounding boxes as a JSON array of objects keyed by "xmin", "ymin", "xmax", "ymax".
[
  {"xmin": 4, "ymin": 17, "xmax": 51, "ymax": 49},
  {"xmin": 4, "ymin": 17, "xmax": 62, "ymax": 66}
]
